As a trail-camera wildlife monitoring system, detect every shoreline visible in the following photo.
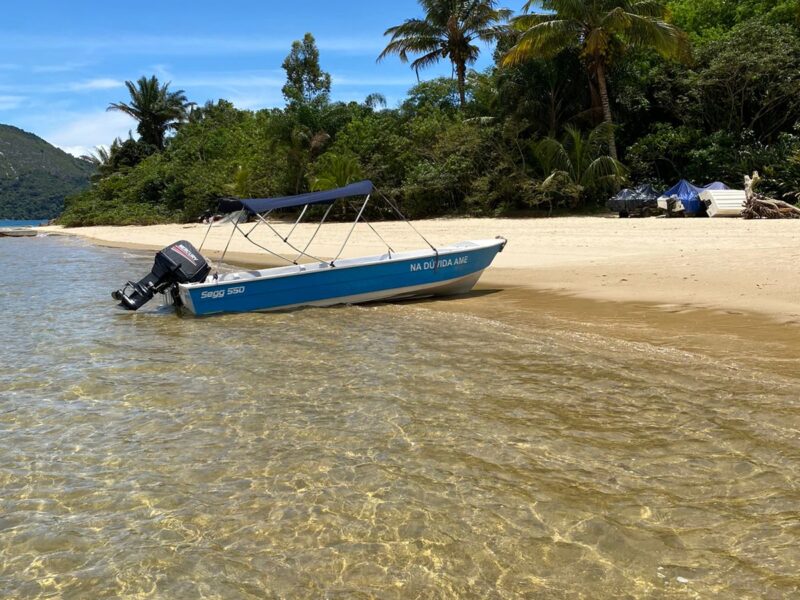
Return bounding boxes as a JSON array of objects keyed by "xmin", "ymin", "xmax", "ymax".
[{"xmin": 38, "ymin": 217, "xmax": 800, "ymax": 324}]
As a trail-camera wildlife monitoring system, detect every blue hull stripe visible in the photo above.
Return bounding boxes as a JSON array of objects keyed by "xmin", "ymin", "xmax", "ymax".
[{"xmin": 184, "ymin": 243, "xmax": 502, "ymax": 315}]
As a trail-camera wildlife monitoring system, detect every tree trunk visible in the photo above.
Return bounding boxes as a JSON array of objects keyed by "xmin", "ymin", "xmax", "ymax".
[
  {"xmin": 456, "ymin": 61, "xmax": 467, "ymax": 109},
  {"xmin": 595, "ymin": 62, "xmax": 618, "ymax": 160}
]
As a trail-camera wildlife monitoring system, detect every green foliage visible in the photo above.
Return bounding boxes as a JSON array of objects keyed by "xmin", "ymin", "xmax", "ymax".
[
  {"xmin": 53, "ymin": 9, "xmax": 800, "ymax": 226},
  {"xmin": 688, "ymin": 19, "xmax": 800, "ymax": 141},
  {"xmin": 402, "ymin": 117, "xmax": 535, "ymax": 217},
  {"xmin": 282, "ymin": 33, "xmax": 332, "ymax": 106},
  {"xmin": 627, "ymin": 124, "xmax": 800, "ymax": 197},
  {"xmin": 0, "ymin": 125, "xmax": 94, "ymax": 220},
  {"xmin": 310, "ymin": 153, "xmax": 364, "ymax": 190},
  {"xmin": 401, "ymin": 78, "xmax": 462, "ymax": 114},
  {"xmin": 534, "ymin": 124, "xmax": 628, "ymax": 207},
  {"xmin": 668, "ymin": 0, "xmax": 799, "ymax": 40},
  {"xmin": 621, "ymin": 18, "xmax": 800, "ymax": 193},
  {"xmin": 85, "ymin": 136, "xmax": 158, "ymax": 181},
  {"xmin": 504, "ymin": 0, "xmax": 690, "ymax": 158}
]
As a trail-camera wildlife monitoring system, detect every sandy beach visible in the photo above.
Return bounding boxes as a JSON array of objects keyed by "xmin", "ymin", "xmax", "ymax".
[{"xmin": 39, "ymin": 217, "xmax": 800, "ymax": 323}]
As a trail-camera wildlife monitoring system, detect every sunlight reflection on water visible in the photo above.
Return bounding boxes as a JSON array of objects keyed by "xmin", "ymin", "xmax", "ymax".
[{"xmin": 0, "ymin": 236, "xmax": 799, "ymax": 598}]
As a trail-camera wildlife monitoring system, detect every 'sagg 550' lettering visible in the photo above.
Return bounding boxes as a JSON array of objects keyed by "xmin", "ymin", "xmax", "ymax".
[{"xmin": 200, "ymin": 286, "xmax": 245, "ymax": 300}]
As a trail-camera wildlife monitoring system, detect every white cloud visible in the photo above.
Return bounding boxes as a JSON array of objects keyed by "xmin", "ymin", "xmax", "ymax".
[
  {"xmin": 0, "ymin": 95, "xmax": 25, "ymax": 110},
  {"xmin": 44, "ymin": 110, "xmax": 137, "ymax": 157},
  {"xmin": 32, "ymin": 62, "xmax": 90, "ymax": 74},
  {"xmin": 68, "ymin": 78, "xmax": 124, "ymax": 91},
  {"xmin": 59, "ymin": 145, "xmax": 96, "ymax": 158}
]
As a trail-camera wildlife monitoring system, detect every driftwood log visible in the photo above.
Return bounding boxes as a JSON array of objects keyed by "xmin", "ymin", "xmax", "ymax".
[{"xmin": 742, "ymin": 172, "xmax": 800, "ymax": 219}]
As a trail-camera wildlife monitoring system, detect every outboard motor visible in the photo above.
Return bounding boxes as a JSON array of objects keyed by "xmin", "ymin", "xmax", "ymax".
[{"xmin": 112, "ymin": 241, "xmax": 211, "ymax": 311}]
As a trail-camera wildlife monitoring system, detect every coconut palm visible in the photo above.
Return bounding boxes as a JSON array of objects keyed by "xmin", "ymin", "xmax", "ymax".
[
  {"xmin": 378, "ymin": 0, "xmax": 511, "ymax": 108},
  {"xmin": 107, "ymin": 76, "xmax": 192, "ymax": 150},
  {"xmin": 80, "ymin": 145, "xmax": 110, "ymax": 168},
  {"xmin": 81, "ymin": 144, "xmax": 113, "ymax": 182},
  {"xmin": 534, "ymin": 123, "xmax": 627, "ymax": 206},
  {"xmin": 310, "ymin": 154, "xmax": 364, "ymax": 191},
  {"xmin": 503, "ymin": 0, "xmax": 689, "ymax": 159}
]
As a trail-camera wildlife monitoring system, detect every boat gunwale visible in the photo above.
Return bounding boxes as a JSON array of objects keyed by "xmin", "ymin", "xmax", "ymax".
[{"xmin": 180, "ymin": 238, "xmax": 506, "ymax": 291}]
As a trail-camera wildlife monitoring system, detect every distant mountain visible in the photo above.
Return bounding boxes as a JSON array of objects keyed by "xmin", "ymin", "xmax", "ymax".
[{"xmin": 0, "ymin": 125, "xmax": 94, "ymax": 220}]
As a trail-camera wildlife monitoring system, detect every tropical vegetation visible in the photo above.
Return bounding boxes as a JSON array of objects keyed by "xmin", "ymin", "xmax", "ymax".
[{"xmin": 60, "ymin": 0, "xmax": 800, "ymax": 226}]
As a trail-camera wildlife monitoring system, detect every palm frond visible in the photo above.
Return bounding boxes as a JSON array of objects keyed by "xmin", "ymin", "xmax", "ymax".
[
  {"xmin": 534, "ymin": 136, "xmax": 573, "ymax": 178},
  {"xmin": 628, "ymin": 0, "xmax": 668, "ymax": 18},
  {"xmin": 621, "ymin": 14, "xmax": 689, "ymax": 60},
  {"xmin": 581, "ymin": 156, "xmax": 628, "ymax": 188},
  {"xmin": 503, "ymin": 19, "xmax": 583, "ymax": 65}
]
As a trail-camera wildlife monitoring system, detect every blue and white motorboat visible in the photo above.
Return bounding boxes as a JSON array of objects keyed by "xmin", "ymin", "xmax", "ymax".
[{"xmin": 112, "ymin": 181, "xmax": 506, "ymax": 315}]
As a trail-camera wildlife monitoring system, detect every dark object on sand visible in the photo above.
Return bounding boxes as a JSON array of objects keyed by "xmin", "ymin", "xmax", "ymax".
[
  {"xmin": 659, "ymin": 180, "xmax": 729, "ymax": 217},
  {"xmin": 607, "ymin": 185, "xmax": 661, "ymax": 218}
]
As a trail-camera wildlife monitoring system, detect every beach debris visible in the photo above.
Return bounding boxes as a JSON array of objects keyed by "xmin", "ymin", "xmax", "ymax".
[{"xmin": 742, "ymin": 172, "xmax": 800, "ymax": 219}]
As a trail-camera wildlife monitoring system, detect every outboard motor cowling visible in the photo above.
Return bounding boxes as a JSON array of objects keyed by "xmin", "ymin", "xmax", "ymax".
[{"xmin": 113, "ymin": 241, "xmax": 211, "ymax": 311}]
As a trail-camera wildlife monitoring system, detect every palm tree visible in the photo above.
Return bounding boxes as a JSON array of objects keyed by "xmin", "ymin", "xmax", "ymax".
[
  {"xmin": 310, "ymin": 154, "xmax": 364, "ymax": 191},
  {"xmin": 534, "ymin": 123, "xmax": 627, "ymax": 207},
  {"xmin": 503, "ymin": 0, "xmax": 689, "ymax": 159},
  {"xmin": 81, "ymin": 144, "xmax": 114, "ymax": 182},
  {"xmin": 80, "ymin": 145, "xmax": 110, "ymax": 168},
  {"xmin": 107, "ymin": 76, "xmax": 192, "ymax": 150},
  {"xmin": 378, "ymin": 0, "xmax": 511, "ymax": 108}
]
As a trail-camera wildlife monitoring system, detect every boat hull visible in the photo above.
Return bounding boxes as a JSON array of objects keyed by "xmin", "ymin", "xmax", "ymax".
[{"xmin": 179, "ymin": 239, "xmax": 505, "ymax": 316}]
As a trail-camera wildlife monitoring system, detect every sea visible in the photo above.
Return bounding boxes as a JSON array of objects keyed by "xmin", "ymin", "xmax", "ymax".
[
  {"xmin": 0, "ymin": 220, "xmax": 49, "ymax": 227},
  {"xmin": 1, "ymin": 234, "xmax": 799, "ymax": 598}
]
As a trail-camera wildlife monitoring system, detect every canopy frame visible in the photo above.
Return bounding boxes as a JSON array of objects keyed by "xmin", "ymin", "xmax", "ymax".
[{"xmin": 211, "ymin": 180, "xmax": 438, "ymax": 273}]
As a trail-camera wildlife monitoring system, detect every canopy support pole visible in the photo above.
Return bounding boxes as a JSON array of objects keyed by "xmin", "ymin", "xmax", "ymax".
[
  {"xmin": 284, "ymin": 205, "xmax": 308, "ymax": 243},
  {"xmin": 377, "ymin": 190, "xmax": 437, "ymax": 254},
  {"xmin": 331, "ymin": 194, "xmax": 371, "ymax": 267},
  {"xmin": 197, "ymin": 219, "xmax": 214, "ymax": 254},
  {"xmin": 347, "ymin": 201, "xmax": 394, "ymax": 256},
  {"xmin": 215, "ymin": 220, "xmax": 239, "ymax": 278},
  {"xmin": 234, "ymin": 223, "xmax": 297, "ymax": 265},
  {"xmin": 293, "ymin": 203, "xmax": 334, "ymax": 263},
  {"xmin": 255, "ymin": 212, "xmax": 325, "ymax": 264}
]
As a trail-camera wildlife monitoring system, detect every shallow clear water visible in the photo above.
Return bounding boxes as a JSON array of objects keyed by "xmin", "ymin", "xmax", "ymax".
[{"xmin": 1, "ymin": 236, "xmax": 799, "ymax": 598}]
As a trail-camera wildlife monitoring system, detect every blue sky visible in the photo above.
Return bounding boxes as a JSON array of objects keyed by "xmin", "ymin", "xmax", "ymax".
[{"xmin": 0, "ymin": 0, "xmax": 511, "ymax": 157}]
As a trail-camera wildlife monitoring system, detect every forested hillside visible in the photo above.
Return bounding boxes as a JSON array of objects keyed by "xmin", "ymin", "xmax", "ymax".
[
  {"xmin": 61, "ymin": 0, "xmax": 800, "ymax": 226},
  {"xmin": 0, "ymin": 125, "xmax": 94, "ymax": 220}
]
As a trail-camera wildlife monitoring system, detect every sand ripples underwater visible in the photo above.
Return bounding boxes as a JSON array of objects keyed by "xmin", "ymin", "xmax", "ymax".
[{"xmin": 1, "ymin": 236, "xmax": 799, "ymax": 598}]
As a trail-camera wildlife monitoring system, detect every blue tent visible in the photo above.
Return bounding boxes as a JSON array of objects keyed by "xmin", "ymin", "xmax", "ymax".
[{"xmin": 661, "ymin": 180, "xmax": 729, "ymax": 215}]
